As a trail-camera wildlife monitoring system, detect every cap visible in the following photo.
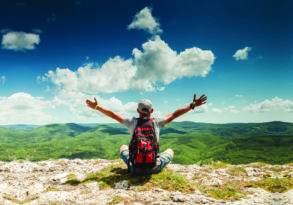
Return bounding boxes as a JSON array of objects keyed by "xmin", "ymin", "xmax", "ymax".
[{"xmin": 137, "ymin": 99, "xmax": 153, "ymax": 113}]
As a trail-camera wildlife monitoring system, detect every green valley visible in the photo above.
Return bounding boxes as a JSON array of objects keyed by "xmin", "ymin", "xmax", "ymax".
[{"xmin": 0, "ymin": 121, "xmax": 292, "ymax": 164}]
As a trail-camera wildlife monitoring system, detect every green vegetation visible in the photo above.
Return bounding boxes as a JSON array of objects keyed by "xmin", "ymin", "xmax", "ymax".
[
  {"xmin": 208, "ymin": 161, "xmax": 230, "ymax": 169},
  {"xmin": 249, "ymin": 177, "xmax": 293, "ymax": 193},
  {"xmin": 139, "ymin": 168, "xmax": 194, "ymax": 193},
  {"xmin": 198, "ymin": 183, "xmax": 245, "ymax": 200},
  {"xmin": 68, "ymin": 162, "xmax": 194, "ymax": 193},
  {"xmin": 108, "ymin": 196, "xmax": 124, "ymax": 205},
  {"xmin": 227, "ymin": 166, "xmax": 247, "ymax": 176},
  {"xmin": 65, "ymin": 173, "xmax": 80, "ymax": 185},
  {"xmin": 0, "ymin": 121, "xmax": 292, "ymax": 164}
]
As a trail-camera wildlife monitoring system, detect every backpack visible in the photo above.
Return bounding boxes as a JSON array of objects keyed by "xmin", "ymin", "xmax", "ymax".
[{"xmin": 128, "ymin": 118, "xmax": 159, "ymax": 173}]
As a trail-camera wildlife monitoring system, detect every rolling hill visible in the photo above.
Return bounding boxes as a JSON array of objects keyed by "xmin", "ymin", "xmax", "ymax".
[{"xmin": 0, "ymin": 121, "xmax": 292, "ymax": 164}]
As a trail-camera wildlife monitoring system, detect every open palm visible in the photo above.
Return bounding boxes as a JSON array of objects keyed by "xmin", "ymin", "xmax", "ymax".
[
  {"xmin": 86, "ymin": 97, "xmax": 98, "ymax": 109},
  {"xmin": 190, "ymin": 94, "xmax": 207, "ymax": 109}
]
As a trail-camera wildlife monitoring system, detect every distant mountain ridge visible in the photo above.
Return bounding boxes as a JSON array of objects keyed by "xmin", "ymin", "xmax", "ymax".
[{"xmin": 0, "ymin": 121, "xmax": 292, "ymax": 164}]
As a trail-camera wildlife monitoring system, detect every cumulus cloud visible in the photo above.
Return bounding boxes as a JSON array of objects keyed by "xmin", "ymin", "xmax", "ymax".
[
  {"xmin": 37, "ymin": 7, "xmax": 215, "ymax": 123},
  {"xmin": 244, "ymin": 97, "xmax": 293, "ymax": 113},
  {"xmin": 132, "ymin": 36, "xmax": 214, "ymax": 90},
  {"xmin": 1, "ymin": 31, "xmax": 40, "ymax": 51},
  {"xmin": 233, "ymin": 47, "xmax": 251, "ymax": 61},
  {"xmin": 51, "ymin": 89, "xmax": 140, "ymax": 121},
  {"xmin": 0, "ymin": 92, "xmax": 53, "ymax": 125},
  {"xmin": 128, "ymin": 7, "xmax": 162, "ymax": 34},
  {"xmin": 43, "ymin": 57, "xmax": 137, "ymax": 94},
  {"xmin": 43, "ymin": 36, "xmax": 214, "ymax": 94},
  {"xmin": 0, "ymin": 91, "xmax": 140, "ymax": 125},
  {"xmin": 0, "ymin": 76, "xmax": 6, "ymax": 85}
]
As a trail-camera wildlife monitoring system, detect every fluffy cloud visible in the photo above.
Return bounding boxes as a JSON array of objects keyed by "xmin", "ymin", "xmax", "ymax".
[
  {"xmin": 51, "ymin": 89, "xmax": 140, "ymax": 121},
  {"xmin": 43, "ymin": 57, "xmax": 137, "ymax": 94},
  {"xmin": 128, "ymin": 7, "xmax": 162, "ymax": 34},
  {"xmin": 0, "ymin": 92, "xmax": 53, "ymax": 124},
  {"xmin": 1, "ymin": 31, "xmax": 40, "ymax": 51},
  {"xmin": 0, "ymin": 76, "xmax": 6, "ymax": 85},
  {"xmin": 43, "ymin": 36, "xmax": 214, "ymax": 94},
  {"xmin": 244, "ymin": 97, "xmax": 293, "ymax": 113},
  {"xmin": 132, "ymin": 36, "xmax": 214, "ymax": 90},
  {"xmin": 233, "ymin": 47, "xmax": 251, "ymax": 61},
  {"xmin": 38, "ymin": 8, "xmax": 214, "ymax": 122},
  {"xmin": 0, "ymin": 91, "xmax": 141, "ymax": 125}
]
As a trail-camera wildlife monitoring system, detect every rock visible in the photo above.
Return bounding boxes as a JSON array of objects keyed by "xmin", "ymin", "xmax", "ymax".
[
  {"xmin": 36, "ymin": 191, "xmax": 76, "ymax": 205},
  {"xmin": 0, "ymin": 160, "xmax": 291, "ymax": 205},
  {"xmin": 50, "ymin": 172, "xmax": 69, "ymax": 184},
  {"xmin": 171, "ymin": 191, "xmax": 187, "ymax": 202},
  {"xmin": 200, "ymin": 177, "xmax": 223, "ymax": 186},
  {"xmin": 114, "ymin": 180, "xmax": 130, "ymax": 190}
]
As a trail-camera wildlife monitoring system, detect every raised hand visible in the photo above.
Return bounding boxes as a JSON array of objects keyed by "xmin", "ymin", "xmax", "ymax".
[
  {"xmin": 190, "ymin": 94, "xmax": 207, "ymax": 109},
  {"xmin": 86, "ymin": 97, "xmax": 99, "ymax": 109}
]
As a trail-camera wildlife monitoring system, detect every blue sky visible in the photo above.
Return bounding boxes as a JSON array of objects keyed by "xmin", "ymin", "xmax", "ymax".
[{"xmin": 0, "ymin": 0, "xmax": 292, "ymax": 124}]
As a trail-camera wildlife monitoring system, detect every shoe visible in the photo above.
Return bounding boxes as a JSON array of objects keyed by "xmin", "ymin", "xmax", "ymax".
[
  {"xmin": 120, "ymin": 144, "xmax": 128, "ymax": 153},
  {"xmin": 164, "ymin": 148, "xmax": 174, "ymax": 158}
]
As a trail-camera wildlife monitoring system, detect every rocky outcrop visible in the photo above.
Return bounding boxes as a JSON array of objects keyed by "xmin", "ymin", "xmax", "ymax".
[{"xmin": 0, "ymin": 159, "xmax": 292, "ymax": 205}]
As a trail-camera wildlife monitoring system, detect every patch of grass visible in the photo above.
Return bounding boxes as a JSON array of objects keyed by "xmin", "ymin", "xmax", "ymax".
[
  {"xmin": 107, "ymin": 196, "xmax": 124, "ymax": 205},
  {"xmin": 138, "ymin": 169, "xmax": 195, "ymax": 193},
  {"xmin": 209, "ymin": 161, "xmax": 230, "ymax": 169},
  {"xmin": 227, "ymin": 166, "xmax": 247, "ymax": 176},
  {"xmin": 82, "ymin": 162, "xmax": 130, "ymax": 189},
  {"xmin": 249, "ymin": 177, "xmax": 293, "ymax": 193},
  {"xmin": 64, "ymin": 173, "xmax": 80, "ymax": 185},
  {"xmin": 78, "ymin": 163, "xmax": 194, "ymax": 193},
  {"xmin": 270, "ymin": 165, "xmax": 283, "ymax": 173},
  {"xmin": 198, "ymin": 183, "xmax": 245, "ymax": 200},
  {"xmin": 45, "ymin": 186, "xmax": 59, "ymax": 192}
]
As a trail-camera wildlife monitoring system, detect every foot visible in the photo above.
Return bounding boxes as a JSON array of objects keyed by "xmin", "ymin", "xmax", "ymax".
[
  {"xmin": 164, "ymin": 148, "xmax": 174, "ymax": 158},
  {"xmin": 120, "ymin": 144, "xmax": 128, "ymax": 154}
]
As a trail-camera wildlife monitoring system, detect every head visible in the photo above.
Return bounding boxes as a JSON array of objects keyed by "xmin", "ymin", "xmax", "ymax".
[{"xmin": 137, "ymin": 99, "xmax": 153, "ymax": 118}]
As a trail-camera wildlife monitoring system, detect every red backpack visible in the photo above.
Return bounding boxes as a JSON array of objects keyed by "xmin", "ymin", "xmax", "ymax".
[{"xmin": 129, "ymin": 118, "xmax": 159, "ymax": 171}]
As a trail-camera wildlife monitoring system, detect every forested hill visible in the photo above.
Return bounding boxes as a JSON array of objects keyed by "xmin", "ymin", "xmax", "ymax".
[{"xmin": 0, "ymin": 121, "xmax": 292, "ymax": 164}]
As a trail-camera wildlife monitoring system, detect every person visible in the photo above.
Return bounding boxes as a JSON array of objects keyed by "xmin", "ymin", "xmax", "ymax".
[{"xmin": 86, "ymin": 94, "xmax": 207, "ymax": 175}]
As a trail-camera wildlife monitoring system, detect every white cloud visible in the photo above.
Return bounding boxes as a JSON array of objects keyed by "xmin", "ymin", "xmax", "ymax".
[
  {"xmin": 43, "ymin": 57, "xmax": 137, "ymax": 94},
  {"xmin": 0, "ymin": 91, "xmax": 141, "ymax": 125},
  {"xmin": 1, "ymin": 31, "xmax": 40, "ymax": 51},
  {"xmin": 198, "ymin": 104, "xmax": 239, "ymax": 114},
  {"xmin": 0, "ymin": 92, "xmax": 53, "ymax": 125},
  {"xmin": 43, "ymin": 36, "xmax": 214, "ymax": 94},
  {"xmin": 128, "ymin": 7, "xmax": 162, "ymax": 34},
  {"xmin": 104, "ymin": 97, "xmax": 138, "ymax": 118},
  {"xmin": 50, "ymin": 89, "xmax": 140, "ymax": 121},
  {"xmin": 225, "ymin": 105, "xmax": 239, "ymax": 114},
  {"xmin": 233, "ymin": 47, "xmax": 251, "ymax": 61},
  {"xmin": 0, "ymin": 76, "xmax": 6, "ymax": 85},
  {"xmin": 132, "ymin": 36, "xmax": 214, "ymax": 90},
  {"xmin": 244, "ymin": 97, "xmax": 293, "ymax": 113}
]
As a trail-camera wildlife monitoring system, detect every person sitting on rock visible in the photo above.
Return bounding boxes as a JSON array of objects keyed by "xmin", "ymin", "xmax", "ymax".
[{"xmin": 86, "ymin": 94, "xmax": 207, "ymax": 175}]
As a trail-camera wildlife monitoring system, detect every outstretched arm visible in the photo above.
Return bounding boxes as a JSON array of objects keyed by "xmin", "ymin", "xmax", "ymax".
[
  {"xmin": 86, "ymin": 98, "xmax": 124, "ymax": 124},
  {"xmin": 163, "ymin": 94, "xmax": 207, "ymax": 124}
]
